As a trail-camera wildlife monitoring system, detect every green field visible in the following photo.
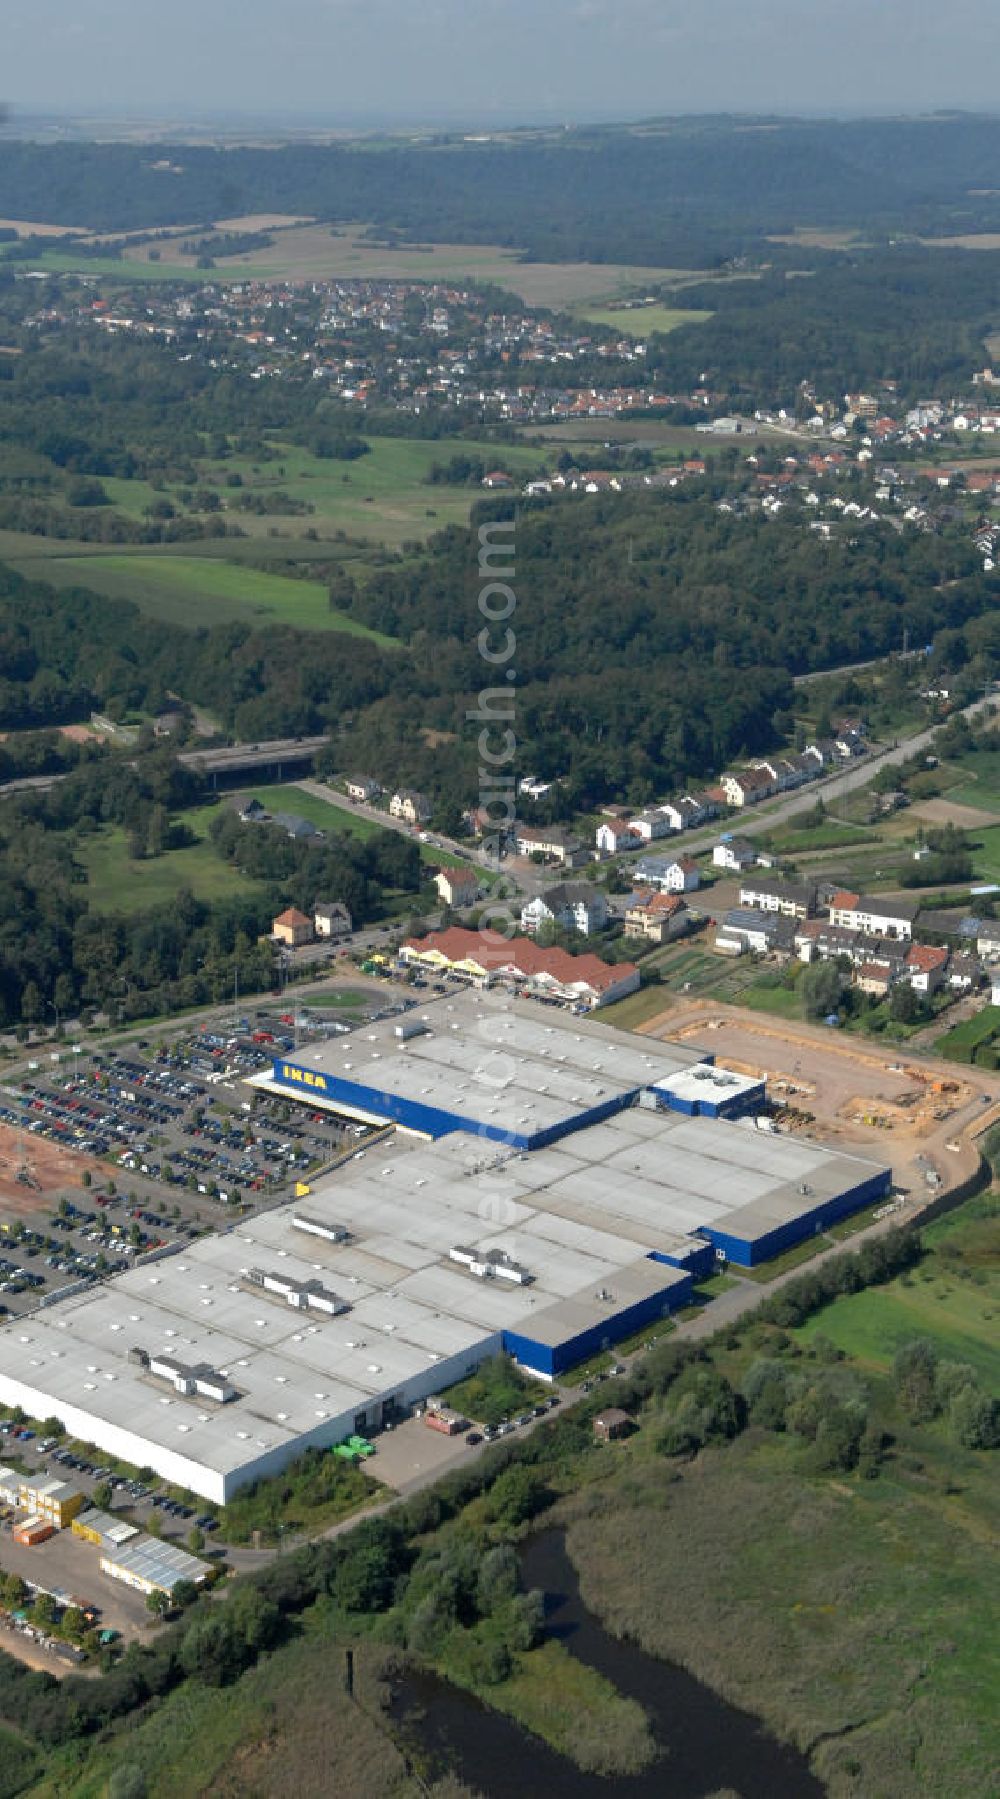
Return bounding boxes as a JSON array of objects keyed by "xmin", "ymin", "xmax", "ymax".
[
  {"xmin": 765, "ymin": 821, "xmax": 875, "ymax": 854},
  {"xmin": 797, "ymin": 1270, "xmax": 1000, "ymax": 1386},
  {"xmin": 77, "ymin": 807, "xmax": 262, "ymax": 914},
  {"xmin": 935, "ymin": 1004, "xmax": 1000, "ymax": 1059},
  {"xmin": 253, "ymin": 783, "xmax": 466, "ymax": 867},
  {"xmin": 942, "ymin": 750, "xmax": 1000, "ymax": 816},
  {"xmin": 573, "ymin": 303, "xmax": 713, "ymax": 336},
  {"xmin": 969, "ymin": 822, "xmax": 1000, "ymax": 882},
  {"xmin": 13, "ymin": 551, "xmax": 400, "ymax": 639},
  {"xmin": 795, "ymin": 1196, "xmax": 1000, "ymax": 1387}
]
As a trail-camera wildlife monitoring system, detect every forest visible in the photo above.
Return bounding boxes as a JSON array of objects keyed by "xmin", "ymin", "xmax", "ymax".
[
  {"xmin": 0, "ymin": 743, "xmax": 425, "ymax": 1028},
  {"xmin": 644, "ymin": 248, "xmax": 1000, "ymax": 404},
  {"xmin": 2, "ymin": 115, "xmax": 1000, "ymax": 260}
]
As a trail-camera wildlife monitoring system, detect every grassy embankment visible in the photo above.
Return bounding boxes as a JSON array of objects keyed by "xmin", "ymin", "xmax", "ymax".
[{"xmin": 556, "ymin": 1195, "xmax": 999, "ymax": 1798}]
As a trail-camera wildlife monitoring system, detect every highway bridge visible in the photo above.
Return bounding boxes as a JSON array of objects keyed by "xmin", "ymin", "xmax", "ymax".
[
  {"xmin": 175, "ymin": 736, "xmax": 331, "ymax": 786},
  {"xmin": 0, "ymin": 736, "xmax": 332, "ymax": 801}
]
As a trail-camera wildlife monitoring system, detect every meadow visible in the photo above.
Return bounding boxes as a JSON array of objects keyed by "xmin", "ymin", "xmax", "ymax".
[
  {"xmin": 6, "ymin": 219, "xmax": 696, "ymax": 311},
  {"xmin": 573, "ymin": 303, "xmax": 712, "ymax": 336},
  {"xmin": 9, "ymin": 551, "xmax": 400, "ymax": 640},
  {"xmin": 943, "ymin": 750, "xmax": 1000, "ymax": 815},
  {"xmin": 76, "ymin": 808, "xmax": 262, "ymax": 914},
  {"xmin": 558, "ymin": 1195, "xmax": 999, "ymax": 1798}
]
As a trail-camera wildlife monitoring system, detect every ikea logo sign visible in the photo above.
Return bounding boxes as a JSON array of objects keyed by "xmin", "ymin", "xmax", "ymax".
[{"xmin": 280, "ymin": 1063, "xmax": 329, "ymax": 1093}]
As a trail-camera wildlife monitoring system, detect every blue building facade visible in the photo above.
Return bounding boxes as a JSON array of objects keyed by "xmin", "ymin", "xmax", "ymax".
[
  {"xmin": 501, "ymin": 1266, "xmax": 694, "ymax": 1378},
  {"xmin": 269, "ymin": 1056, "xmax": 642, "ymax": 1148},
  {"xmin": 703, "ymin": 1167, "xmax": 892, "ymax": 1267}
]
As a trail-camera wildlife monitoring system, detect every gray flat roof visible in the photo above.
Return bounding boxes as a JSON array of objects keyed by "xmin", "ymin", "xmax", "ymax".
[
  {"xmin": 274, "ymin": 989, "xmax": 707, "ymax": 1138},
  {"xmin": 0, "ymin": 995, "xmax": 887, "ymax": 1495}
]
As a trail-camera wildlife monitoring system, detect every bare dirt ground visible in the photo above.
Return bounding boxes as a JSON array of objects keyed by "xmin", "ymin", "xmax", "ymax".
[
  {"xmin": 638, "ymin": 998, "xmax": 998, "ymax": 1201},
  {"xmin": 909, "ymin": 796, "xmax": 1000, "ymax": 830},
  {"xmin": 212, "ymin": 213, "xmax": 316, "ymax": 232},
  {"xmin": 0, "ymin": 1123, "xmax": 115, "ymax": 1218},
  {"xmin": 0, "ymin": 219, "xmax": 86, "ymax": 238}
]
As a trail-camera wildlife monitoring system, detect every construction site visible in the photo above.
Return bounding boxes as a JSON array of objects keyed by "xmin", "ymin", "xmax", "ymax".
[
  {"xmin": 643, "ymin": 999, "xmax": 997, "ymax": 1205},
  {"xmin": 0, "ymin": 1126, "xmax": 107, "ymax": 1219}
]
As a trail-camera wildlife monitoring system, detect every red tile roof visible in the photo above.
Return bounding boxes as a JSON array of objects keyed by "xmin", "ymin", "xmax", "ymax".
[
  {"xmin": 906, "ymin": 943, "xmax": 948, "ymax": 973},
  {"xmin": 402, "ymin": 927, "xmax": 635, "ymax": 994}
]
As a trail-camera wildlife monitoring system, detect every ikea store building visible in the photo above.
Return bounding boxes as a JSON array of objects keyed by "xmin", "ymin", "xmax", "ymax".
[{"xmin": 0, "ymin": 994, "xmax": 889, "ymax": 1501}]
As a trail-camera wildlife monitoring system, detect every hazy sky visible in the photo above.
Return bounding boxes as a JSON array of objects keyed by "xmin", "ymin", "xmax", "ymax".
[{"xmin": 5, "ymin": 0, "xmax": 999, "ymax": 124}]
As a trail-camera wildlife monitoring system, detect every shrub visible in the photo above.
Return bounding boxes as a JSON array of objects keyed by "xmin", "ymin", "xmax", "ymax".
[
  {"xmin": 949, "ymin": 1386, "xmax": 1000, "ymax": 1450},
  {"xmin": 892, "ymin": 1339, "xmax": 939, "ymax": 1422}
]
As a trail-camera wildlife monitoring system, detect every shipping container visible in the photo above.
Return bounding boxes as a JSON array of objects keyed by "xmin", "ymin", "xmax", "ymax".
[
  {"xmin": 14, "ymin": 1517, "xmax": 54, "ymax": 1546},
  {"xmin": 423, "ymin": 1407, "xmax": 467, "ymax": 1436}
]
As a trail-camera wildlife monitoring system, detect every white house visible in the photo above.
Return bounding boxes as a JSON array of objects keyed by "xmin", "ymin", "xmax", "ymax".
[
  {"xmin": 595, "ymin": 820, "xmax": 639, "ymax": 857},
  {"xmin": 905, "ymin": 944, "xmax": 948, "ymax": 995},
  {"xmin": 627, "ymin": 811, "xmax": 671, "ymax": 843},
  {"xmin": 720, "ymin": 768, "xmax": 775, "ymax": 808},
  {"xmin": 658, "ymin": 795, "xmax": 707, "ymax": 832},
  {"xmin": 712, "ymin": 837, "xmax": 758, "ymax": 872},
  {"xmin": 521, "ymin": 882, "xmax": 609, "ymax": 937},
  {"xmin": 345, "ymin": 775, "xmax": 382, "ymax": 803},
  {"xmin": 390, "ymin": 789, "xmax": 432, "ymax": 825},
  {"xmin": 828, "ymin": 890, "xmax": 917, "ymax": 941},
  {"xmin": 314, "ymin": 901, "xmax": 353, "ymax": 940},
  {"xmin": 516, "ymin": 826, "xmax": 588, "ymax": 868},
  {"xmin": 635, "ymin": 854, "xmax": 700, "ymax": 893},
  {"xmin": 738, "ymin": 879, "xmax": 815, "ymax": 920},
  {"xmin": 434, "ymin": 867, "xmax": 481, "ymax": 908}
]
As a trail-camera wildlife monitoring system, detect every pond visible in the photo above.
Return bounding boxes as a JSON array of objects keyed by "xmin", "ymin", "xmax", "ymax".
[{"xmin": 390, "ymin": 1526, "xmax": 825, "ymax": 1797}]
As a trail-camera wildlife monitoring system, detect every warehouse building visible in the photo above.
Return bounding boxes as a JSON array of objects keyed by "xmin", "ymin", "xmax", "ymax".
[
  {"xmin": 260, "ymin": 990, "xmax": 711, "ymax": 1146},
  {"xmin": 99, "ymin": 1536, "xmax": 210, "ymax": 1599},
  {"xmin": 0, "ymin": 994, "xmax": 889, "ymax": 1500}
]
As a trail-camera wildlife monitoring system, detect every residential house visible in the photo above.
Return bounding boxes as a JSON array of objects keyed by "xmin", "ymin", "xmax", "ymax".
[
  {"xmin": 827, "ymin": 891, "xmax": 918, "ymax": 941},
  {"xmin": 905, "ymin": 943, "xmax": 949, "ymax": 995},
  {"xmin": 235, "ymin": 795, "xmax": 267, "ymax": 824},
  {"xmin": 856, "ymin": 962, "xmax": 895, "ymax": 999},
  {"xmin": 737, "ymin": 878, "xmax": 816, "ymax": 920},
  {"xmin": 521, "ymin": 882, "xmax": 609, "ymax": 937},
  {"xmin": 153, "ymin": 709, "xmax": 185, "ymax": 738},
  {"xmin": 976, "ymin": 924, "xmax": 1000, "ymax": 963},
  {"xmin": 720, "ymin": 767, "xmax": 775, "ymax": 808},
  {"xmin": 390, "ymin": 789, "xmax": 433, "ymax": 826},
  {"xmin": 274, "ymin": 811, "xmax": 321, "ymax": 842},
  {"xmin": 628, "ymin": 811, "xmax": 672, "ymax": 843},
  {"xmin": 314, "ymin": 901, "xmax": 352, "ymax": 940},
  {"xmin": 345, "ymin": 775, "xmax": 382, "ymax": 803},
  {"xmin": 272, "ymin": 907, "xmax": 314, "ymax": 948},
  {"xmin": 658, "ymin": 795, "xmax": 709, "ymax": 832},
  {"xmin": 712, "ymin": 836, "xmax": 758, "ymax": 872},
  {"xmin": 595, "ymin": 819, "xmax": 639, "ymax": 857},
  {"xmin": 947, "ymin": 954, "xmax": 981, "ymax": 992},
  {"xmin": 515, "ymin": 826, "xmax": 588, "ymax": 868},
  {"xmin": 635, "ymin": 853, "xmax": 700, "ymax": 893},
  {"xmin": 623, "ymin": 890, "xmax": 690, "ymax": 944},
  {"xmin": 794, "ymin": 920, "xmax": 908, "ymax": 977},
  {"xmin": 434, "ymin": 866, "xmax": 481, "ymax": 908}
]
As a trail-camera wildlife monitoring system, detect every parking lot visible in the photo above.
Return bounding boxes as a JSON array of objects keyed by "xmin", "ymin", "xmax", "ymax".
[
  {"xmin": 0, "ymin": 1522, "xmax": 153, "ymax": 1642},
  {"xmin": 0, "ymin": 995, "xmax": 421, "ymax": 1318}
]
